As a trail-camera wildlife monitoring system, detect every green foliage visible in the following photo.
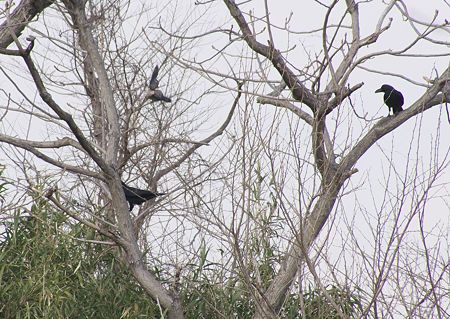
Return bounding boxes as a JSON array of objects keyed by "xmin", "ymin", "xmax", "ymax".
[
  {"xmin": 177, "ymin": 164, "xmax": 363, "ymax": 318},
  {"xmin": 0, "ymin": 178, "xmax": 363, "ymax": 318},
  {"xmin": 179, "ymin": 236, "xmax": 363, "ymax": 319},
  {"xmin": 0, "ymin": 165, "xmax": 5, "ymax": 203},
  {"xmin": 181, "ymin": 246, "xmax": 255, "ymax": 318},
  {"xmin": 281, "ymin": 285, "xmax": 363, "ymax": 319},
  {"xmin": 301, "ymin": 285, "xmax": 363, "ymax": 319},
  {"xmin": 181, "ymin": 255, "xmax": 363, "ymax": 319},
  {"xmin": 247, "ymin": 163, "xmax": 282, "ymax": 290},
  {"xmin": 0, "ymin": 195, "xmax": 159, "ymax": 319}
]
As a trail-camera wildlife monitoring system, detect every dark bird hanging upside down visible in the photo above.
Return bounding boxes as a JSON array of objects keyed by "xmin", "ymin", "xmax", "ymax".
[
  {"xmin": 144, "ymin": 65, "xmax": 172, "ymax": 103},
  {"xmin": 121, "ymin": 181, "xmax": 165, "ymax": 211},
  {"xmin": 375, "ymin": 84, "xmax": 404, "ymax": 115}
]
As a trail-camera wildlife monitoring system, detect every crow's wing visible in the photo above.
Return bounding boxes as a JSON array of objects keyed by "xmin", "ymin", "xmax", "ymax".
[
  {"xmin": 149, "ymin": 65, "xmax": 160, "ymax": 89},
  {"xmin": 151, "ymin": 90, "xmax": 172, "ymax": 103}
]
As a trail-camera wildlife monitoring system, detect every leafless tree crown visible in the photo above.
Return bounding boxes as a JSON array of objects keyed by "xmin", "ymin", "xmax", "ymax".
[{"xmin": 0, "ymin": 0, "xmax": 448, "ymax": 318}]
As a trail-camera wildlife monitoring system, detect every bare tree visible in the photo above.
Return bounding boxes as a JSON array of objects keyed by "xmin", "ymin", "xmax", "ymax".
[
  {"xmin": 213, "ymin": 1, "xmax": 448, "ymax": 318},
  {"xmin": 1, "ymin": 0, "xmax": 449, "ymax": 318},
  {"xmin": 0, "ymin": 1, "xmax": 242, "ymax": 318},
  {"xmin": 157, "ymin": 0, "xmax": 449, "ymax": 317}
]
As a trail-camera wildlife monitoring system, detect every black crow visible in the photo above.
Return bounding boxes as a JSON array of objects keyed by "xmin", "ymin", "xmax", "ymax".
[
  {"xmin": 145, "ymin": 65, "xmax": 172, "ymax": 103},
  {"xmin": 148, "ymin": 65, "xmax": 160, "ymax": 90},
  {"xmin": 375, "ymin": 84, "xmax": 404, "ymax": 115},
  {"xmin": 121, "ymin": 181, "xmax": 164, "ymax": 211}
]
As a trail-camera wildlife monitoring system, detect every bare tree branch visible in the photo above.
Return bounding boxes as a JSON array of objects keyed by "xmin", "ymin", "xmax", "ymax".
[
  {"xmin": 153, "ymin": 82, "xmax": 244, "ymax": 182},
  {"xmin": 223, "ymin": 0, "xmax": 318, "ymax": 110},
  {"xmin": 61, "ymin": 0, "xmax": 119, "ymax": 167},
  {"xmin": 340, "ymin": 68, "xmax": 449, "ymax": 174},
  {"xmin": 0, "ymin": 0, "xmax": 54, "ymax": 48},
  {"xmin": 0, "ymin": 133, "xmax": 100, "ymax": 179},
  {"xmin": 19, "ymin": 45, "xmax": 112, "ymax": 175}
]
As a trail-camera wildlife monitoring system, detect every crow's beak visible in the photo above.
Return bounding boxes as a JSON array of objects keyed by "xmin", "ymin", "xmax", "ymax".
[{"xmin": 375, "ymin": 88, "xmax": 382, "ymax": 93}]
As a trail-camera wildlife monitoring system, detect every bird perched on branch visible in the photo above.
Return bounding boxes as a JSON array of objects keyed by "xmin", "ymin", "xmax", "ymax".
[
  {"xmin": 375, "ymin": 84, "xmax": 404, "ymax": 115},
  {"xmin": 144, "ymin": 65, "xmax": 172, "ymax": 103},
  {"xmin": 121, "ymin": 181, "xmax": 165, "ymax": 211}
]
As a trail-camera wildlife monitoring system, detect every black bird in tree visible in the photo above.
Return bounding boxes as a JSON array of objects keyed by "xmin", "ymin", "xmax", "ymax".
[
  {"xmin": 375, "ymin": 84, "xmax": 404, "ymax": 115},
  {"xmin": 121, "ymin": 181, "xmax": 165, "ymax": 211},
  {"xmin": 145, "ymin": 65, "xmax": 172, "ymax": 103}
]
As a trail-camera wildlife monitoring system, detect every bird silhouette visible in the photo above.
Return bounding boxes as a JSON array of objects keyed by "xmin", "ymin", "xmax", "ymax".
[
  {"xmin": 375, "ymin": 84, "xmax": 404, "ymax": 115},
  {"xmin": 145, "ymin": 65, "xmax": 171, "ymax": 103},
  {"xmin": 121, "ymin": 181, "xmax": 164, "ymax": 211}
]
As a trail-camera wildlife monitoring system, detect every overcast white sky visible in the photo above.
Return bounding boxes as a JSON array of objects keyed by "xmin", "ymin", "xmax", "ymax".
[{"xmin": 0, "ymin": 1, "xmax": 449, "ymax": 316}]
